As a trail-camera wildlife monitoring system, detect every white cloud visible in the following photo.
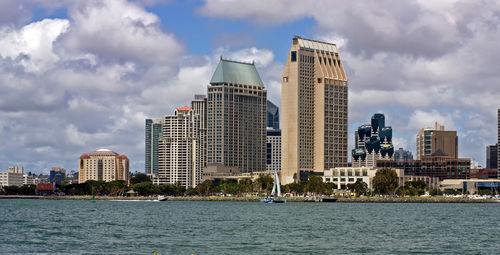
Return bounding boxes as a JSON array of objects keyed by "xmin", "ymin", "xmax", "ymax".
[
  {"xmin": 61, "ymin": 0, "xmax": 184, "ymax": 63},
  {"xmin": 0, "ymin": 18, "xmax": 69, "ymax": 72}
]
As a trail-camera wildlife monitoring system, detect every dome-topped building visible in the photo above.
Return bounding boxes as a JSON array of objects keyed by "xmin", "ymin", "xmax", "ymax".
[{"xmin": 78, "ymin": 149, "xmax": 129, "ymax": 184}]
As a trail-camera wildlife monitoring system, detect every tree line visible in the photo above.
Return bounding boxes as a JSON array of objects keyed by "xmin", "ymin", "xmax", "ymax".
[{"xmin": 2, "ymin": 168, "xmax": 487, "ymax": 196}]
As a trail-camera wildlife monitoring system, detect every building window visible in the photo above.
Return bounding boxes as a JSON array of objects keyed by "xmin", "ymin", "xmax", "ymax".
[
  {"xmin": 291, "ymin": 51, "xmax": 297, "ymax": 62},
  {"xmin": 283, "ymin": 77, "xmax": 288, "ymax": 82}
]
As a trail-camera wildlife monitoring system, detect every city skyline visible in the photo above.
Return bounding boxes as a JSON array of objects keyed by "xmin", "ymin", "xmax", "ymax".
[{"xmin": 0, "ymin": 0, "xmax": 499, "ymax": 173}]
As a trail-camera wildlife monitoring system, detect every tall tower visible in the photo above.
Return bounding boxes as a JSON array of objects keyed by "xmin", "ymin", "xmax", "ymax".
[
  {"xmin": 145, "ymin": 118, "xmax": 163, "ymax": 176},
  {"xmin": 281, "ymin": 36, "xmax": 348, "ymax": 184},
  {"xmin": 156, "ymin": 106, "xmax": 202, "ymax": 188},
  {"xmin": 206, "ymin": 58, "xmax": 267, "ymax": 173},
  {"xmin": 191, "ymin": 95, "xmax": 208, "ymax": 173}
]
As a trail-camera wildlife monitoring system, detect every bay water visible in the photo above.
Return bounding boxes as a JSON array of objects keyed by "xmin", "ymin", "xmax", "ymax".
[{"xmin": 1, "ymin": 200, "xmax": 499, "ymax": 254}]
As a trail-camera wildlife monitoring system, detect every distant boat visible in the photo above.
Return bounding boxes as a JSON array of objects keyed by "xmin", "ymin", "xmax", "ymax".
[
  {"xmin": 321, "ymin": 197, "xmax": 338, "ymax": 203},
  {"xmin": 157, "ymin": 195, "xmax": 168, "ymax": 201},
  {"xmin": 261, "ymin": 167, "xmax": 286, "ymax": 203}
]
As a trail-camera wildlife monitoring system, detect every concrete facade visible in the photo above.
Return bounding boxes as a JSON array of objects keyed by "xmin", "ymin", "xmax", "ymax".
[
  {"xmin": 281, "ymin": 36, "xmax": 348, "ymax": 185},
  {"xmin": 155, "ymin": 105, "xmax": 203, "ymax": 188},
  {"xmin": 78, "ymin": 149, "xmax": 129, "ymax": 183},
  {"xmin": 207, "ymin": 58, "xmax": 267, "ymax": 174},
  {"xmin": 416, "ymin": 122, "xmax": 458, "ymax": 160},
  {"xmin": 0, "ymin": 172, "xmax": 24, "ymax": 187},
  {"xmin": 323, "ymin": 167, "xmax": 439, "ymax": 190}
]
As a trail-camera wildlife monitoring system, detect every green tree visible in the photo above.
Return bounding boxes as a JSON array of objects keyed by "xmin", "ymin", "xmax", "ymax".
[
  {"xmin": 196, "ymin": 180, "xmax": 214, "ymax": 196},
  {"xmin": 105, "ymin": 180, "xmax": 127, "ymax": 196},
  {"xmin": 256, "ymin": 174, "xmax": 274, "ymax": 193},
  {"xmin": 347, "ymin": 180, "xmax": 368, "ymax": 196},
  {"xmin": 372, "ymin": 168, "xmax": 399, "ymax": 195},
  {"xmin": 429, "ymin": 188, "xmax": 443, "ymax": 196},
  {"xmin": 19, "ymin": 184, "xmax": 36, "ymax": 195},
  {"xmin": 305, "ymin": 175, "xmax": 325, "ymax": 195},
  {"xmin": 130, "ymin": 173, "xmax": 151, "ymax": 185},
  {"xmin": 3, "ymin": 186, "xmax": 21, "ymax": 195},
  {"xmin": 238, "ymin": 178, "xmax": 254, "ymax": 194},
  {"xmin": 131, "ymin": 182, "xmax": 154, "ymax": 196}
]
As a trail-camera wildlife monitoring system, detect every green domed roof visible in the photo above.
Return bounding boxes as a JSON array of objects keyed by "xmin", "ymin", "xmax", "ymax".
[{"xmin": 210, "ymin": 58, "xmax": 264, "ymax": 87}]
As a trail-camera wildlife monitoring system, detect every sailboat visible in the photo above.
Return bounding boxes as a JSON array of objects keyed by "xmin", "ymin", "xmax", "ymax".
[{"xmin": 260, "ymin": 167, "xmax": 286, "ymax": 203}]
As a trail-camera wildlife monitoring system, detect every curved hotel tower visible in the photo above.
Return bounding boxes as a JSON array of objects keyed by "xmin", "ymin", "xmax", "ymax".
[{"xmin": 281, "ymin": 36, "xmax": 348, "ymax": 184}]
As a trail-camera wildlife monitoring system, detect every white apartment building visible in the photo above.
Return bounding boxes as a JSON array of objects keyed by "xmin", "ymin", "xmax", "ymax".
[
  {"xmin": 155, "ymin": 105, "xmax": 203, "ymax": 188},
  {"xmin": 0, "ymin": 166, "xmax": 25, "ymax": 187}
]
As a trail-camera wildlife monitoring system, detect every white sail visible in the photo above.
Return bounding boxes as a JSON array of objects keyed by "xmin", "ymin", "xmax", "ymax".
[
  {"xmin": 271, "ymin": 177, "xmax": 276, "ymax": 196},
  {"xmin": 273, "ymin": 167, "xmax": 281, "ymax": 197}
]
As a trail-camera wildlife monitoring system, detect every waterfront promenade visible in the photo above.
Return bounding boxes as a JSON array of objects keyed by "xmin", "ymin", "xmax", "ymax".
[{"xmin": 1, "ymin": 195, "xmax": 497, "ymax": 203}]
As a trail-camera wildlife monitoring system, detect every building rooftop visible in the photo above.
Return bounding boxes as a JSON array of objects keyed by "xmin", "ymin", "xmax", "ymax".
[
  {"xmin": 294, "ymin": 36, "xmax": 338, "ymax": 54},
  {"xmin": 176, "ymin": 105, "xmax": 191, "ymax": 111},
  {"xmin": 89, "ymin": 149, "xmax": 119, "ymax": 156},
  {"xmin": 210, "ymin": 58, "xmax": 264, "ymax": 87}
]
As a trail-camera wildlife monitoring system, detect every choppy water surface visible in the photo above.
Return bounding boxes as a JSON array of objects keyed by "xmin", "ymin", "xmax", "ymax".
[{"xmin": 1, "ymin": 200, "xmax": 499, "ymax": 254}]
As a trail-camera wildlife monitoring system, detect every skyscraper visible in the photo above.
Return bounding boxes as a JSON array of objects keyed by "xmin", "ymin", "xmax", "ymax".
[
  {"xmin": 267, "ymin": 100, "xmax": 280, "ymax": 130},
  {"xmin": 78, "ymin": 149, "xmax": 129, "ymax": 183},
  {"xmin": 352, "ymin": 113, "xmax": 394, "ymax": 168},
  {"xmin": 266, "ymin": 128, "xmax": 281, "ymax": 172},
  {"xmin": 206, "ymin": 58, "xmax": 267, "ymax": 174},
  {"xmin": 156, "ymin": 105, "xmax": 203, "ymax": 188},
  {"xmin": 145, "ymin": 118, "xmax": 163, "ymax": 176},
  {"xmin": 486, "ymin": 144, "xmax": 498, "ymax": 169},
  {"xmin": 416, "ymin": 122, "xmax": 458, "ymax": 160},
  {"xmin": 281, "ymin": 36, "xmax": 348, "ymax": 184},
  {"xmin": 192, "ymin": 95, "xmax": 208, "ymax": 173}
]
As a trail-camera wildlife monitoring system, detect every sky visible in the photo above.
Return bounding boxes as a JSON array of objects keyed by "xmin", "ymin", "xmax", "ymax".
[{"xmin": 0, "ymin": 0, "xmax": 499, "ymax": 174}]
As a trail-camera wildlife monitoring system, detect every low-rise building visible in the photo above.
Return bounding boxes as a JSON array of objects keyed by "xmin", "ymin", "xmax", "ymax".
[
  {"xmin": 0, "ymin": 167, "xmax": 24, "ymax": 187},
  {"xmin": 323, "ymin": 167, "xmax": 439, "ymax": 190},
  {"xmin": 79, "ymin": 149, "xmax": 129, "ymax": 183},
  {"xmin": 376, "ymin": 150, "xmax": 470, "ymax": 180},
  {"xmin": 440, "ymin": 179, "xmax": 500, "ymax": 194},
  {"xmin": 470, "ymin": 168, "xmax": 498, "ymax": 179},
  {"xmin": 50, "ymin": 167, "xmax": 66, "ymax": 185}
]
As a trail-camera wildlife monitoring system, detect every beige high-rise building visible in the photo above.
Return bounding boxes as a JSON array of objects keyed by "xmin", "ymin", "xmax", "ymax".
[
  {"xmin": 155, "ymin": 105, "xmax": 204, "ymax": 188},
  {"xmin": 416, "ymin": 122, "xmax": 458, "ymax": 160},
  {"xmin": 78, "ymin": 149, "xmax": 129, "ymax": 183},
  {"xmin": 281, "ymin": 36, "xmax": 348, "ymax": 184}
]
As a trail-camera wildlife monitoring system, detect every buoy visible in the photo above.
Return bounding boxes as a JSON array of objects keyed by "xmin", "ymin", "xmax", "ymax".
[{"xmin": 91, "ymin": 195, "xmax": 96, "ymax": 203}]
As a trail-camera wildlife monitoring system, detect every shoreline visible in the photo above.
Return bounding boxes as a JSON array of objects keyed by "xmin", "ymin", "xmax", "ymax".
[{"xmin": 1, "ymin": 195, "xmax": 498, "ymax": 203}]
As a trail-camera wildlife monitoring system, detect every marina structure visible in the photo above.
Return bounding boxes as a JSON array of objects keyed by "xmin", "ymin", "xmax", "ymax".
[{"xmin": 281, "ymin": 36, "xmax": 348, "ymax": 184}]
